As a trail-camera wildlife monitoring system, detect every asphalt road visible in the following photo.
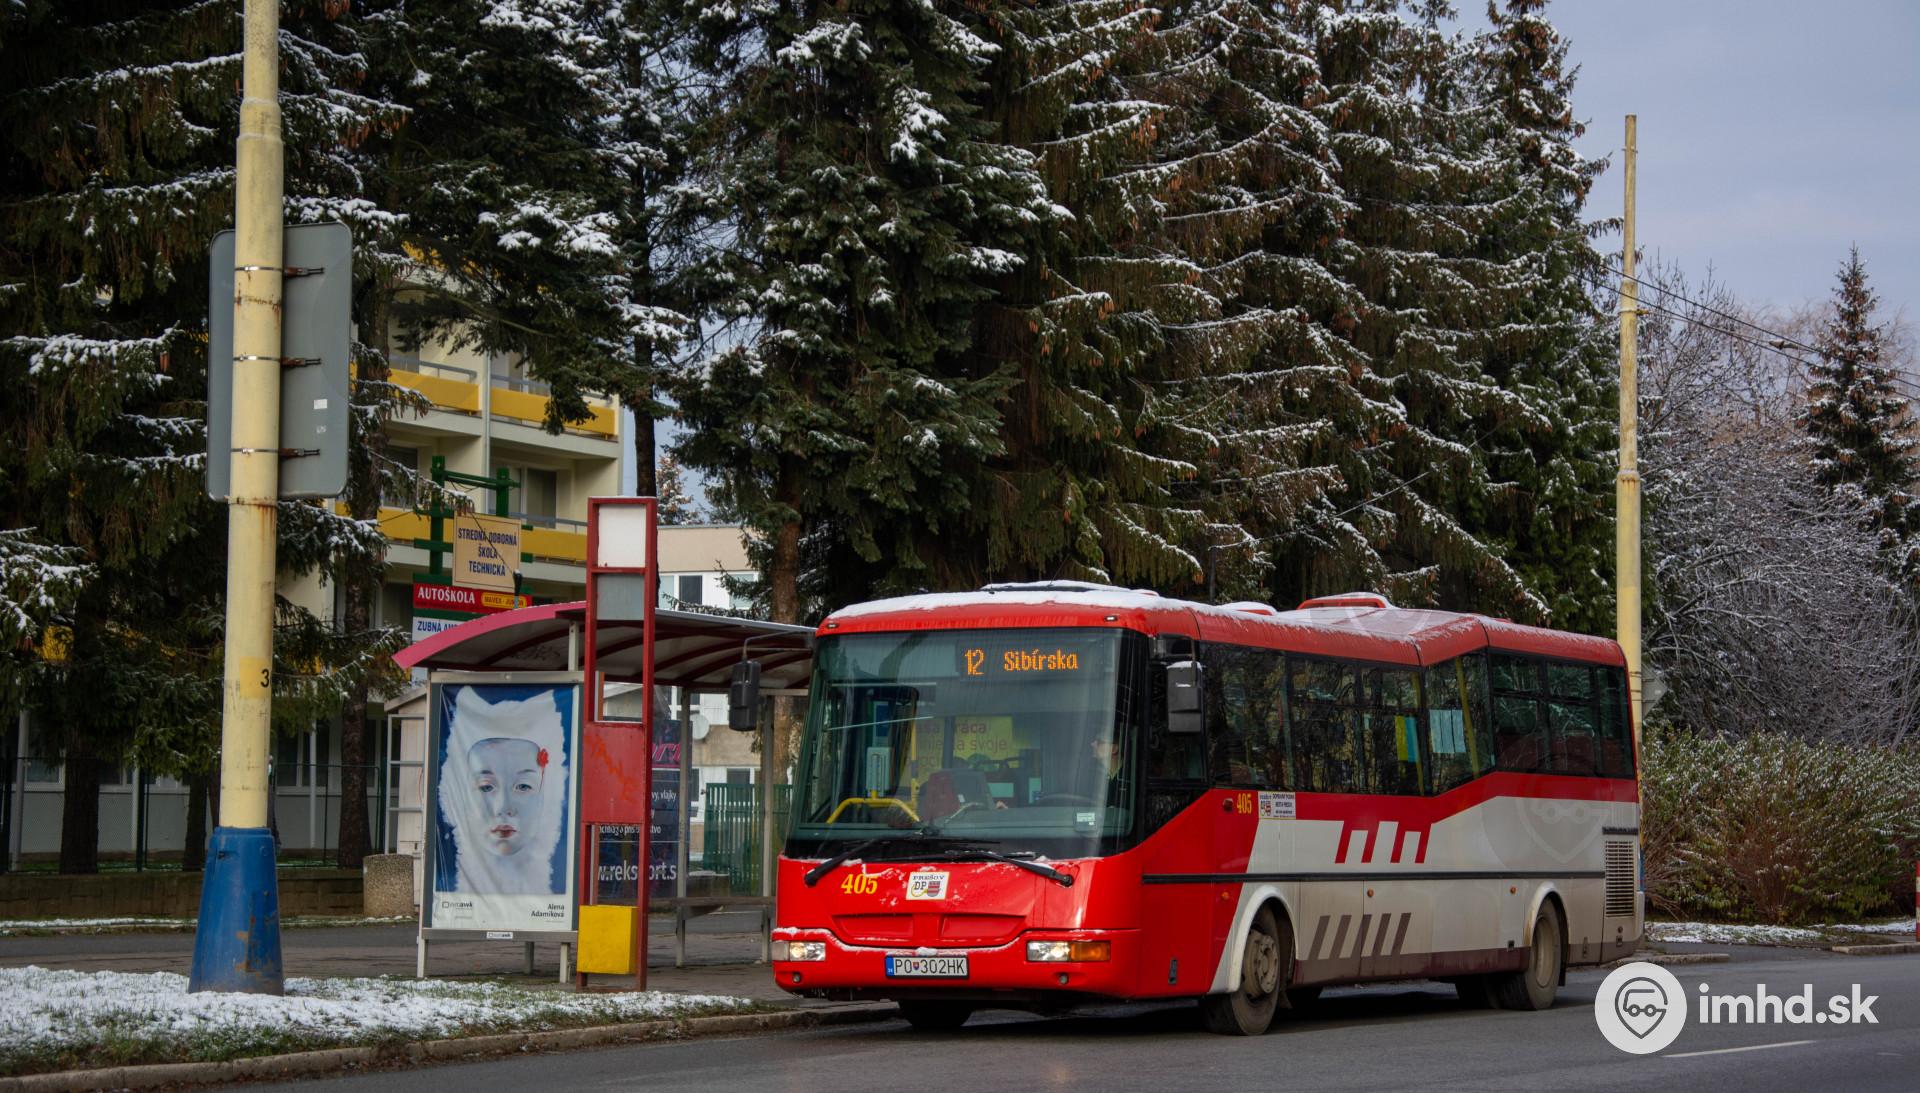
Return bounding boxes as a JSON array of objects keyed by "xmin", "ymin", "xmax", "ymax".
[{"xmin": 238, "ymin": 950, "xmax": 1919, "ymax": 1092}]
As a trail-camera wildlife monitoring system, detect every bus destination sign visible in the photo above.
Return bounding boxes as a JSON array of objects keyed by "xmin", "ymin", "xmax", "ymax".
[{"xmin": 958, "ymin": 644, "xmax": 1083, "ymax": 678}]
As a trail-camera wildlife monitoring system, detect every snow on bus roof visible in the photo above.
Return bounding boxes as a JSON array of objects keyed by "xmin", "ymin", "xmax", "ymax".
[{"xmin": 823, "ymin": 585, "xmax": 1623, "ymax": 666}]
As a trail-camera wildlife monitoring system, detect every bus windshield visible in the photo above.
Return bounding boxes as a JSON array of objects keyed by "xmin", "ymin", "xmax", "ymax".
[{"xmin": 791, "ymin": 628, "xmax": 1137, "ymax": 855}]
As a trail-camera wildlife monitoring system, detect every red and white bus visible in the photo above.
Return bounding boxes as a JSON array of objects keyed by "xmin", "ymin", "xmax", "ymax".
[{"xmin": 754, "ymin": 583, "xmax": 1641, "ymax": 1034}]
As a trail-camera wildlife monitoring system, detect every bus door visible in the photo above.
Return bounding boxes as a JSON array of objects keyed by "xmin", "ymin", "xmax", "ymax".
[
  {"xmin": 1359, "ymin": 668, "xmax": 1432, "ymax": 979},
  {"xmin": 1139, "ymin": 658, "xmax": 1212, "ymax": 995},
  {"xmin": 1287, "ymin": 659, "xmax": 1366, "ymax": 984}
]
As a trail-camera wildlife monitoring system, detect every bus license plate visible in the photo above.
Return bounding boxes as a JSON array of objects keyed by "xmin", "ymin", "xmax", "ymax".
[{"xmin": 886, "ymin": 955, "xmax": 968, "ymax": 978}]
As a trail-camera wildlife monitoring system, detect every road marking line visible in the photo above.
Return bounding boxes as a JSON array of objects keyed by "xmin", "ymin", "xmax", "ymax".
[{"xmin": 1666, "ymin": 1040, "xmax": 1814, "ymax": 1059}]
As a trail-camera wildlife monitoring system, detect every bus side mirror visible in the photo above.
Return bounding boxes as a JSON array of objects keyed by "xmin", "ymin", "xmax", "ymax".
[
  {"xmin": 1166, "ymin": 660, "xmax": 1203, "ymax": 734},
  {"xmin": 729, "ymin": 660, "xmax": 762, "ymax": 731}
]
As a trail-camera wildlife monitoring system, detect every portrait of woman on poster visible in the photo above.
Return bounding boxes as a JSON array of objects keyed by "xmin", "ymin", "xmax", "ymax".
[{"xmin": 435, "ymin": 685, "xmax": 572, "ymax": 896}]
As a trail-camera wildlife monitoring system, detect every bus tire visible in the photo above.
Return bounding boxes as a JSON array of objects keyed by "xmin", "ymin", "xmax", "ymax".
[
  {"xmin": 1200, "ymin": 904, "xmax": 1288, "ymax": 1035},
  {"xmin": 1490, "ymin": 903, "xmax": 1563, "ymax": 1011},
  {"xmin": 896, "ymin": 1001, "xmax": 974, "ymax": 1030}
]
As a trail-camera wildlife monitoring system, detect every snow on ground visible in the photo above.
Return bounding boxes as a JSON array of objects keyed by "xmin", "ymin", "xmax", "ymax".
[
  {"xmin": 1647, "ymin": 922, "xmax": 1825, "ymax": 945},
  {"xmin": 0, "ymin": 917, "xmax": 181, "ymax": 933},
  {"xmin": 1825, "ymin": 919, "xmax": 1917, "ymax": 936},
  {"xmin": 1647, "ymin": 920, "xmax": 1916, "ymax": 945},
  {"xmin": 0, "ymin": 966, "xmax": 749, "ymax": 1074}
]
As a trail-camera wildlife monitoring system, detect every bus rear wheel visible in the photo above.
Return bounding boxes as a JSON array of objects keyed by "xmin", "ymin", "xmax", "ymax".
[
  {"xmin": 1489, "ymin": 904, "xmax": 1563, "ymax": 1011},
  {"xmin": 1200, "ymin": 905, "xmax": 1289, "ymax": 1035},
  {"xmin": 896, "ymin": 1000, "xmax": 974, "ymax": 1031}
]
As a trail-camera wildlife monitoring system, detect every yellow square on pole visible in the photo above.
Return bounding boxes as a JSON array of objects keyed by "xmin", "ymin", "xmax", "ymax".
[{"xmin": 577, "ymin": 905, "xmax": 637, "ymax": 975}]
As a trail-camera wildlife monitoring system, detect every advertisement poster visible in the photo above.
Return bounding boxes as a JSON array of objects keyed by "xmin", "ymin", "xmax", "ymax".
[
  {"xmin": 589, "ymin": 715, "xmax": 681, "ymax": 905},
  {"xmin": 429, "ymin": 682, "xmax": 579, "ymax": 933}
]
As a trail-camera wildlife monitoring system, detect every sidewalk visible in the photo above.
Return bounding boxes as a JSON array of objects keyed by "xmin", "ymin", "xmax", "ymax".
[{"xmin": 0, "ymin": 909, "xmax": 828, "ymax": 1008}]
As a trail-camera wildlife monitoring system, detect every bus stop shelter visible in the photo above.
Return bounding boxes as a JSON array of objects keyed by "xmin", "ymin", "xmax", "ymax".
[{"xmin": 393, "ymin": 600, "xmax": 812, "ymax": 975}]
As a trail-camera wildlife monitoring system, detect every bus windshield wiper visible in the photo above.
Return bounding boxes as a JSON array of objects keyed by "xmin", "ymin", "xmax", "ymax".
[
  {"xmin": 801, "ymin": 832, "xmax": 977, "ymax": 887},
  {"xmin": 931, "ymin": 848, "xmax": 1073, "ymax": 887},
  {"xmin": 803, "ymin": 838, "xmax": 884, "ymax": 886}
]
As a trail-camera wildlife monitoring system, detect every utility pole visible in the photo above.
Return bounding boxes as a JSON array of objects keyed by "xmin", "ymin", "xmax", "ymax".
[
  {"xmin": 1616, "ymin": 115, "xmax": 1643, "ymax": 741},
  {"xmin": 191, "ymin": 0, "xmax": 285, "ymax": 994}
]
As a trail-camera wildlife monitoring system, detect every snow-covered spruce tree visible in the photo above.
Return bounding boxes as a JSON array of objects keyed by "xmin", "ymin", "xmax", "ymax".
[
  {"xmin": 1205, "ymin": 3, "xmax": 1523, "ymax": 618},
  {"xmin": 1800, "ymin": 246, "xmax": 1920, "ymax": 578},
  {"xmin": 1210, "ymin": 1, "xmax": 1610, "ymax": 628},
  {"xmin": 376, "ymin": 0, "xmax": 637, "ymax": 425},
  {"xmin": 0, "ymin": 0, "xmax": 409, "ymax": 871},
  {"xmin": 938, "ymin": 0, "xmax": 1244, "ymax": 593},
  {"xmin": 678, "ymin": 0, "xmax": 1054, "ymax": 619},
  {"xmin": 1454, "ymin": 0, "xmax": 1615, "ymax": 633},
  {"xmin": 653, "ymin": 453, "xmax": 702, "ymax": 525},
  {"xmin": 1135, "ymin": 0, "xmax": 1349, "ymax": 602},
  {"xmin": 606, "ymin": 0, "xmax": 697, "ymax": 497}
]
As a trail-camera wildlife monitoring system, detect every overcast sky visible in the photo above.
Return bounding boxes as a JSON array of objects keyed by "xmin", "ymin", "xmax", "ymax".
[{"xmin": 1553, "ymin": 0, "xmax": 1918, "ymax": 321}]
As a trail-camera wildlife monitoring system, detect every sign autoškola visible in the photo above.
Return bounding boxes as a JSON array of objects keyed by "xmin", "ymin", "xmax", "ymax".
[{"xmin": 413, "ymin": 583, "xmax": 531, "ymax": 615}]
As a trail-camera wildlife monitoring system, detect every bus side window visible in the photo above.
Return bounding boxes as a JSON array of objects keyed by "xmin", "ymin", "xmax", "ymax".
[
  {"xmin": 1491, "ymin": 655, "xmax": 1545, "ymax": 772},
  {"xmin": 1365, "ymin": 669, "xmax": 1423, "ymax": 795},
  {"xmin": 1424, "ymin": 657, "xmax": 1485, "ymax": 791},
  {"xmin": 1597, "ymin": 667, "xmax": 1635, "ymax": 777},
  {"xmin": 1289, "ymin": 657, "xmax": 1361, "ymax": 792},
  {"xmin": 1203, "ymin": 644, "xmax": 1286, "ymax": 788},
  {"xmin": 1545, "ymin": 663, "xmax": 1599, "ymax": 775}
]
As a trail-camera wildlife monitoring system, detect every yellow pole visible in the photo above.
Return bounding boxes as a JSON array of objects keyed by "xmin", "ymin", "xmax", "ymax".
[
  {"xmin": 191, "ymin": 0, "xmax": 284, "ymax": 994},
  {"xmin": 220, "ymin": 0, "xmax": 284, "ymax": 829},
  {"xmin": 1616, "ymin": 115, "xmax": 1643, "ymax": 740}
]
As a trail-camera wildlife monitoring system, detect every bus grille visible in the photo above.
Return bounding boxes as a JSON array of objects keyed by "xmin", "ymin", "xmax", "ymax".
[{"xmin": 1604, "ymin": 840, "xmax": 1636, "ymax": 918}]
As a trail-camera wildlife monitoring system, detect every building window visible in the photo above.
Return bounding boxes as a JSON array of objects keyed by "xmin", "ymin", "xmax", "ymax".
[
  {"xmin": 23, "ymin": 718, "xmax": 62, "ymax": 785},
  {"xmin": 505, "ymin": 466, "xmax": 559, "ymax": 526},
  {"xmin": 678, "ymin": 574, "xmax": 704, "ymax": 606},
  {"xmin": 274, "ymin": 723, "xmax": 332, "ymax": 788}
]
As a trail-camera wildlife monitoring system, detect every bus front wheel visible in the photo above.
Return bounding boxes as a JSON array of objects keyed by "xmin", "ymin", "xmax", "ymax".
[
  {"xmin": 1200, "ymin": 904, "xmax": 1289, "ymax": 1035},
  {"xmin": 897, "ymin": 1000, "xmax": 974, "ymax": 1031},
  {"xmin": 1489, "ymin": 904, "xmax": 1563, "ymax": 1011}
]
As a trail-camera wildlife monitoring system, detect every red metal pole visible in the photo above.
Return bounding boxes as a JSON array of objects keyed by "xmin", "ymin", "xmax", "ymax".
[
  {"xmin": 578, "ymin": 506, "xmax": 601, "ymax": 991},
  {"xmin": 635, "ymin": 499, "xmax": 657, "ymax": 991}
]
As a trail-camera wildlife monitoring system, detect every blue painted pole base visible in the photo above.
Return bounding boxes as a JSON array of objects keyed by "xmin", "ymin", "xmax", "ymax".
[{"xmin": 188, "ymin": 826, "xmax": 284, "ymax": 994}]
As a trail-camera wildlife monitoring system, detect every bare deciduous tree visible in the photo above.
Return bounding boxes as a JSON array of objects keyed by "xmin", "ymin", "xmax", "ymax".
[{"xmin": 1634, "ymin": 263, "xmax": 1920, "ymax": 746}]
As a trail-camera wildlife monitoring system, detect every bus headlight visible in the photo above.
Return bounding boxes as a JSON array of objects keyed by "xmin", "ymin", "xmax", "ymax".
[
  {"xmin": 1026, "ymin": 940, "xmax": 1110, "ymax": 962},
  {"xmin": 782, "ymin": 941, "xmax": 826, "ymax": 961}
]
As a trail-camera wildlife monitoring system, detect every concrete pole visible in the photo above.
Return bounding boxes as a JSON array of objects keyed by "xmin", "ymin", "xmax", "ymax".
[
  {"xmin": 190, "ymin": 0, "xmax": 285, "ymax": 994},
  {"xmin": 1616, "ymin": 115, "xmax": 1643, "ymax": 741}
]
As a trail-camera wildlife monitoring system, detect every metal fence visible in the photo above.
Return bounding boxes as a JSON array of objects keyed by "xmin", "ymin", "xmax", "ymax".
[{"xmin": 700, "ymin": 783, "xmax": 792, "ymax": 895}]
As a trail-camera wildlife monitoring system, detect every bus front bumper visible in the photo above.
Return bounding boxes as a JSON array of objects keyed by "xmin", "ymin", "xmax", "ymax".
[{"xmin": 770, "ymin": 927, "xmax": 1144, "ymax": 1000}]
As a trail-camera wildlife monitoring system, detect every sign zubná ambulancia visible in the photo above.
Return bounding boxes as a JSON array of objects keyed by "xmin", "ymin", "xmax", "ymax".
[{"xmin": 452, "ymin": 514, "xmax": 521, "ymax": 593}]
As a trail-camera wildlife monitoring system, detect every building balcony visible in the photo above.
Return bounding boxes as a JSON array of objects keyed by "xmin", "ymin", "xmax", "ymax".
[
  {"xmin": 380, "ymin": 356, "xmax": 620, "ymax": 446},
  {"xmin": 371, "ymin": 506, "xmax": 588, "ymax": 567}
]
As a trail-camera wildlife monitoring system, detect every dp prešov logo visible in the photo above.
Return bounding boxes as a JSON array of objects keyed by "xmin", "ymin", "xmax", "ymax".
[{"xmin": 1595, "ymin": 961, "xmax": 1881, "ymax": 1055}]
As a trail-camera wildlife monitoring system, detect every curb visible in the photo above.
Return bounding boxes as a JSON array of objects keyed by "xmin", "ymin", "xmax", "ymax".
[
  {"xmin": 0, "ymin": 1004, "xmax": 899, "ymax": 1092},
  {"xmin": 1602, "ymin": 951, "xmax": 1732, "ymax": 969},
  {"xmin": 1830, "ymin": 942, "xmax": 1920, "ymax": 956}
]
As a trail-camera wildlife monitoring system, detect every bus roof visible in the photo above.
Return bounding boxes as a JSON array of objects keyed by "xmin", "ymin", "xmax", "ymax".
[{"xmin": 819, "ymin": 585, "xmax": 1622, "ymax": 669}]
